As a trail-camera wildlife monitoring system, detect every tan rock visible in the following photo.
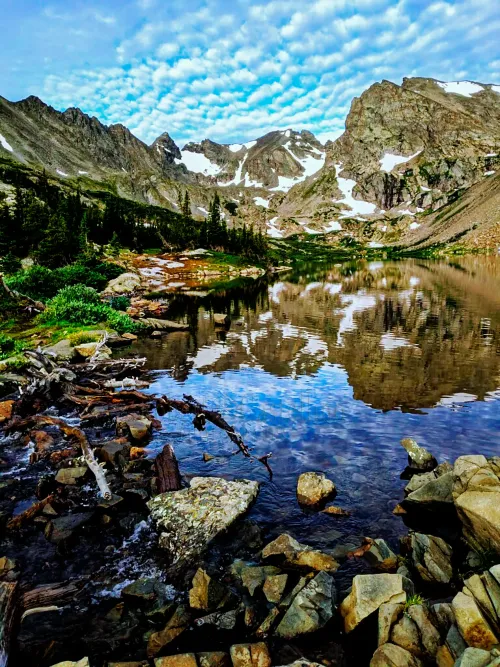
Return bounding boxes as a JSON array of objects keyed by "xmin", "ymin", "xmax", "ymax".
[
  {"xmin": 263, "ymin": 574, "xmax": 287, "ymax": 603},
  {"xmin": 261, "ymin": 533, "xmax": 339, "ymax": 572},
  {"xmin": 340, "ymin": 574, "xmax": 407, "ymax": 633},
  {"xmin": 154, "ymin": 656, "xmax": 197, "ymax": 667},
  {"xmin": 452, "ymin": 591, "xmax": 499, "ymax": 650},
  {"xmin": 55, "ymin": 466, "xmax": 88, "ymax": 485},
  {"xmin": 74, "ymin": 342, "xmax": 112, "ymax": 358},
  {"xmin": 50, "ymin": 660, "xmax": 90, "ymax": 667},
  {"xmin": 378, "ymin": 602, "xmax": 405, "ymax": 646},
  {"xmin": 103, "ymin": 272, "xmax": 141, "ymax": 295},
  {"xmin": 296, "ymin": 472, "xmax": 336, "ymax": 507},
  {"xmin": 197, "ymin": 652, "xmax": 230, "ymax": 667},
  {"xmin": 0, "ymin": 400, "xmax": 14, "ymax": 424},
  {"xmin": 147, "ymin": 605, "xmax": 190, "ymax": 657},
  {"xmin": 229, "ymin": 643, "xmax": 271, "ymax": 667},
  {"xmin": 370, "ymin": 643, "xmax": 423, "ymax": 666},
  {"xmin": 453, "ymin": 455, "xmax": 500, "ymax": 554}
]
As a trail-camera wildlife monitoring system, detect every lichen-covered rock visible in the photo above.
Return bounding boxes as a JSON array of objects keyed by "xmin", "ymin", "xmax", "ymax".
[
  {"xmin": 370, "ymin": 643, "xmax": 423, "ymax": 666},
  {"xmin": 197, "ymin": 652, "xmax": 231, "ymax": 667},
  {"xmin": 411, "ymin": 533, "xmax": 453, "ymax": 584},
  {"xmin": 275, "ymin": 571, "xmax": 336, "ymax": 638},
  {"xmin": 340, "ymin": 574, "xmax": 409, "ymax": 633},
  {"xmin": 154, "ymin": 656, "xmax": 198, "ymax": 667},
  {"xmin": 296, "ymin": 472, "xmax": 336, "ymax": 508},
  {"xmin": 50, "ymin": 661, "xmax": 90, "ymax": 667},
  {"xmin": 400, "ymin": 438, "xmax": 437, "ymax": 471},
  {"xmin": 452, "ymin": 456, "xmax": 500, "ymax": 555},
  {"xmin": 452, "ymin": 592, "xmax": 499, "ymax": 650},
  {"xmin": 240, "ymin": 565, "xmax": 281, "ymax": 596},
  {"xmin": 148, "ymin": 477, "xmax": 259, "ymax": 568},
  {"xmin": 261, "ymin": 533, "xmax": 339, "ymax": 572},
  {"xmin": 263, "ymin": 574, "xmax": 288, "ymax": 603}
]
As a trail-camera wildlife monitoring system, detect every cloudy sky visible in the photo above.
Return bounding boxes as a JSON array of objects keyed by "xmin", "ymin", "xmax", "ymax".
[{"xmin": 2, "ymin": 0, "xmax": 499, "ymax": 147}]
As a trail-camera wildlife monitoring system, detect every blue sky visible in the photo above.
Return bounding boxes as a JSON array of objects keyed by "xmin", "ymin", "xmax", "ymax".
[{"xmin": 2, "ymin": 0, "xmax": 499, "ymax": 147}]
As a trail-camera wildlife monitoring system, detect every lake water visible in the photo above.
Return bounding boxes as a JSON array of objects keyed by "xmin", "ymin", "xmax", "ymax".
[{"xmin": 134, "ymin": 256, "xmax": 500, "ymax": 567}]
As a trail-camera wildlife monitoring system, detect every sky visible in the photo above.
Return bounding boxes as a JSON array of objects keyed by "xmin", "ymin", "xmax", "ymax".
[{"xmin": 2, "ymin": 0, "xmax": 499, "ymax": 147}]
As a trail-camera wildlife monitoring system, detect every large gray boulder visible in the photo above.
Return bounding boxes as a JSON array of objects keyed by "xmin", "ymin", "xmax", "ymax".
[
  {"xmin": 275, "ymin": 571, "xmax": 336, "ymax": 638},
  {"xmin": 148, "ymin": 477, "xmax": 259, "ymax": 568},
  {"xmin": 103, "ymin": 272, "xmax": 141, "ymax": 294},
  {"xmin": 452, "ymin": 456, "xmax": 500, "ymax": 555}
]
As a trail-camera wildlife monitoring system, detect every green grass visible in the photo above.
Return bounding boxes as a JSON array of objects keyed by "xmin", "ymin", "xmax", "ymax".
[{"xmin": 404, "ymin": 594, "xmax": 426, "ymax": 617}]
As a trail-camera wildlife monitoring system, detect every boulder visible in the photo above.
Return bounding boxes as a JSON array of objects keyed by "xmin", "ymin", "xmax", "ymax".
[
  {"xmin": 263, "ymin": 574, "xmax": 288, "ymax": 603},
  {"xmin": 452, "ymin": 456, "xmax": 500, "ymax": 555},
  {"xmin": 452, "ymin": 592, "xmax": 499, "ymax": 650},
  {"xmin": 404, "ymin": 472, "xmax": 454, "ymax": 510},
  {"xmin": 256, "ymin": 607, "xmax": 280, "ymax": 637},
  {"xmin": 370, "ymin": 644, "xmax": 423, "ymax": 666},
  {"xmin": 50, "ymin": 660, "xmax": 90, "ymax": 667},
  {"xmin": 103, "ymin": 273, "xmax": 141, "ymax": 295},
  {"xmin": 400, "ymin": 438, "xmax": 437, "ymax": 472},
  {"xmin": 275, "ymin": 571, "xmax": 335, "ymax": 638},
  {"xmin": 147, "ymin": 605, "xmax": 190, "ymax": 658},
  {"xmin": 411, "ymin": 533, "xmax": 453, "ymax": 584},
  {"xmin": 122, "ymin": 578, "xmax": 159, "ymax": 602},
  {"xmin": 230, "ymin": 643, "xmax": 271, "ymax": 667},
  {"xmin": 296, "ymin": 472, "xmax": 336, "ymax": 508},
  {"xmin": 406, "ymin": 604, "xmax": 441, "ymax": 657},
  {"xmin": 189, "ymin": 568, "xmax": 233, "ymax": 611},
  {"xmin": 147, "ymin": 477, "xmax": 259, "ymax": 568},
  {"xmin": 45, "ymin": 512, "xmax": 93, "ymax": 544},
  {"xmin": 391, "ymin": 614, "xmax": 423, "ymax": 657},
  {"xmin": 261, "ymin": 534, "xmax": 339, "ymax": 572},
  {"xmin": 378, "ymin": 603, "xmax": 405, "ymax": 646},
  {"xmin": 340, "ymin": 574, "xmax": 409, "ymax": 633},
  {"xmin": 195, "ymin": 608, "xmax": 241, "ymax": 630},
  {"xmin": 463, "ymin": 574, "xmax": 498, "ymax": 622}
]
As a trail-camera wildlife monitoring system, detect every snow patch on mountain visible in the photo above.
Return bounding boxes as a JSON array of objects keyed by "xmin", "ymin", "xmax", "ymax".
[
  {"xmin": 379, "ymin": 150, "xmax": 422, "ymax": 172},
  {"xmin": 176, "ymin": 150, "xmax": 221, "ymax": 176},
  {"xmin": 334, "ymin": 163, "xmax": 377, "ymax": 217},
  {"xmin": 0, "ymin": 134, "xmax": 13, "ymax": 152},
  {"xmin": 228, "ymin": 144, "xmax": 243, "ymax": 153},
  {"xmin": 254, "ymin": 197, "xmax": 269, "ymax": 208},
  {"xmin": 324, "ymin": 221, "xmax": 342, "ymax": 232},
  {"xmin": 437, "ymin": 81, "xmax": 484, "ymax": 97}
]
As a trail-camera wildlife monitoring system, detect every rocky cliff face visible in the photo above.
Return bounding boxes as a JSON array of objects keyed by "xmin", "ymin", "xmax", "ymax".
[{"xmin": 270, "ymin": 77, "xmax": 500, "ymax": 243}]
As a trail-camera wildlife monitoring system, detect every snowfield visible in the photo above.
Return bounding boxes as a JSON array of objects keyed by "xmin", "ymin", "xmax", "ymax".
[
  {"xmin": 379, "ymin": 150, "xmax": 422, "ymax": 172},
  {"xmin": 437, "ymin": 81, "xmax": 484, "ymax": 97},
  {"xmin": 0, "ymin": 134, "xmax": 13, "ymax": 152},
  {"xmin": 334, "ymin": 163, "xmax": 377, "ymax": 217},
  {"xmin": 176, "ymin": 150, "xmax": 221, "ymax": 176}
]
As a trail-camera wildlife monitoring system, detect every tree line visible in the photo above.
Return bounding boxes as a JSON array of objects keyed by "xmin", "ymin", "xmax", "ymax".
[{"xmin": 0, "ymin": 169, "xmax": 268, "ymax": 271}]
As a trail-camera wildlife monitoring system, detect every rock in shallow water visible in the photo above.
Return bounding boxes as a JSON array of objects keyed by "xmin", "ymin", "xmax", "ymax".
[
  {"xmin": 296, "ymin": 472, "xmax": 336, "ymax": 508},
  {"xmin": 400, "ymin": 438, "xmax": 437, "ymax": 472},
  {"xmin": 261, "ymin": 533, "xmax": 339, "ymax": 572},
  {"xmin": 147, "ymin": 477, "xmax": 259, "ymax": 568}
]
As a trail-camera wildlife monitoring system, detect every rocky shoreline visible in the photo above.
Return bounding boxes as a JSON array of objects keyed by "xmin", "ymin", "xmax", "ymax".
[{"xmin": 0, "ymin": 337, "xmax": 499, "ymax": 667}]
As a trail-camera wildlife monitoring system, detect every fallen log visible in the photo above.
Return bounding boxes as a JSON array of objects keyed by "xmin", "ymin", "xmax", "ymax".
[
  {"xmin": 7, "ymin": 416, "xmax": 111, "ymax": 499},
  {"xmin": 0, "ymin": 581, "xmax": 17, "ymax": 667},
  {"xmin": 155, "ymin": 444, "xmax": 182, "ymax": 493},
  {"xmin": 21, "ymin": 580, "xmax": 86, "ymax": 612},
  {"xmin": 7, "ymin": 494, "xmax": 55, "ymax": 530}
]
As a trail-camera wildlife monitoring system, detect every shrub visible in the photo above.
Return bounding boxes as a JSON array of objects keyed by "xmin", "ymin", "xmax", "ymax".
[
  {"xmin": 0, "ymin": 333, "xmax": 15, "ymax": 355},
  {"xmin": 109, "ymin": 296, "xmax": 130, "ymax": 311},
  {"xmin": 37, "ymin": 284, "xmax": 143, "ymax": 334},
  {"xmin": 6, "ymin": 260, "xmax": 124, "ymax": 302}
]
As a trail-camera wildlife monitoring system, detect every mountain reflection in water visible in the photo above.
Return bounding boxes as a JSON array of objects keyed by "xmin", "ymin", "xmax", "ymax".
[{"xmin": 132, "ymin": 256, "xmax": 500, "ymax": 554}]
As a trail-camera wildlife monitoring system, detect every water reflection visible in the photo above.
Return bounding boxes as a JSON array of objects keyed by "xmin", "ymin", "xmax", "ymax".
[
  {"xmin": 132, "ymin": 256, "xmax": 500, "ymax": 560},
  {"xmin": 134, "ymin": 256, "xmax": 500, "ymax": 411}
]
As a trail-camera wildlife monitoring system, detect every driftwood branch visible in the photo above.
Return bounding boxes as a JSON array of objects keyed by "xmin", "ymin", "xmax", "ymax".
[
  {"xmin": 154, "ymin": 444, "xmax": 182, "ymax": 493},
  {"xmin": 8, "ymin": 416, "xmax": 112, "ymax": 499},
  {"xmin": 157, "ymin": 394, "xmax": 273, "ymax": 477},
  {"xmin": 7, "ymin": 494, "xmax": 55, "ymax": 530},
  {"xmin": 0, "ymin": 581, "xmax": 17, "ymax": 667}
]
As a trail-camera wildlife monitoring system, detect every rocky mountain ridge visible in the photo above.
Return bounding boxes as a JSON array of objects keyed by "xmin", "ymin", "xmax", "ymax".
[{"xmin": 1, "ymin": 76, "xmax": 499, "ymax": 250}]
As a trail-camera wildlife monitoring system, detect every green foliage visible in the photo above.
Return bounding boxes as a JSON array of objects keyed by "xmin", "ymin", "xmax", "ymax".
[
  {"xmin": 37, "ymin": 284, "xmax": 142, "ymax": 334},
  {"xmin": 404, "ymin": 594, "xmax": 425, "ymax": 617},
  {"xmin": 109, "ymin": 295, "xmax": 130, "ymax": 311},
  {"xmin": 0, "ymin": 333, "xmax": 25, "ymax": 360},
  {"xmin": 0, "ymin": 252, "xmax": 22, "ymax": 274}
]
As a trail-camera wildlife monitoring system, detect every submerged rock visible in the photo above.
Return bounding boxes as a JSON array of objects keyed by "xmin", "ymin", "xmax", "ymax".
[
  {"xmin": 275, "ymin": 571, "xmax": 336, "ymax": 638},
  {"xmin": 410, "ymin": 533, "xmax": 453, "ymax": 584},
  {"xmin": 400, "ymin": 438, "xmax": 437, "ymax": 472},
  {"xmin": 340, "ymin": 574, "xmax": 410, "ymax": 633},
  {"xmin": 296, "ymin": 472, "xmax": 336, "ymax": 508},
  {"xmin": 148, "ymin": 477, "xmax": 259, "ymax": 568},
  {"xmin": 452, "ymin": 455, "xmax": 500, "ymax": 555},
  {"xmin": 364, "ymin": 539, "xmax": 398, "ymax": 572}
]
